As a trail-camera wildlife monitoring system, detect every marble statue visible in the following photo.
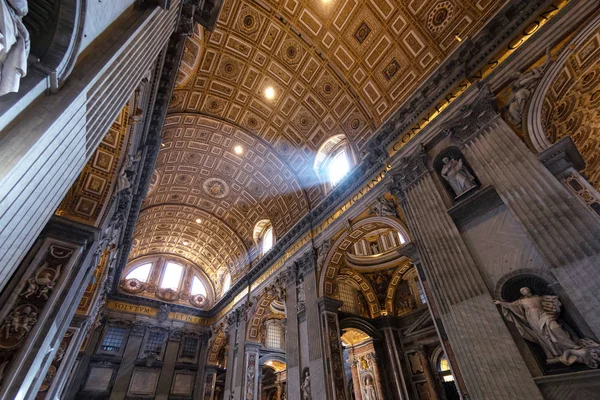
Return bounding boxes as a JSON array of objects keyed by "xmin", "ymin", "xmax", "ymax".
[
  {"xmin": 115, "ymin": 153, "xmax": 142, "ymax": 193},
  {"xmin": 371, "ymin": 195, "xmax": 397, "ymax": 218},
  {"xmin": 0, "ymin": 0, "xmax": 29, "ymax": 96},
  {"xmin": 495, "ymin": 287, "xmax": 600, "ymax": 368},
  {"xmin": 362, "ymin": 376, "xmax": 377, "ymax": 400},
  {"xmin": 300, "ymin": 367, "xmax": 311, "ymax": 400},
  {"xmin": 505, "ymin": 47, "xmax": 552, "ymax": 127},
  {"xmin": 440, "ymin": 157, "xmax": 476, "ymax": 197}
]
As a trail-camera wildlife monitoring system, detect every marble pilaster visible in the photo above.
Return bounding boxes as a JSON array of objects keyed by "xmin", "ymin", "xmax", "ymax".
[
  {"xmin": 391, "ymin": 153, "xmax": 543, "ymax": 399},
  {"xmin": 317, "ymin": 297, "xmax": 348, "ymax": 400},
  {"xmin": 155, "ymin": 330, "xmax": 181, "ymax": 400},
  {"xmin": 299, "ymin": 252, "xmax": 328, "ymax": 399},
  {"xmin": 463, "ymin": 114, "xmax": 600, "ymax": 336},
  {"xmin": 283, "ymin": 265, "xmax": 301, "ymax": 400},
  {"xmin": 109, "ymin": 324, "xmax": 145, "ymax": 400}
]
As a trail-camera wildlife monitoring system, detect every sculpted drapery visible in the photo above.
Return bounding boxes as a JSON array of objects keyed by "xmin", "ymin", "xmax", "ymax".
[
  {"xmin": 495, "ymin": 287, "xmax": 600, "ymax": 368},
  {"xmin": 0, "ymin": 0, "xmax": 29, "ymax": 96}
]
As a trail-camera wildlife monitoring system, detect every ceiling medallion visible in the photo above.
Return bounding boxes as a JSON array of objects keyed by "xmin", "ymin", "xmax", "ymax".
[
  {"xmin": 354, "ymin": 22, "xmax": 371, "ymax": 44},
  {"xmin": 383, "ymin": 59, "xmax": 400, "ymax": 81},
  {"xmin": 427, "ymin": 1, "xmax": 454, "ymax": 33},
  {"xmin": 203, "ymin": 177, "xmax": 230, "ymax": 199}
]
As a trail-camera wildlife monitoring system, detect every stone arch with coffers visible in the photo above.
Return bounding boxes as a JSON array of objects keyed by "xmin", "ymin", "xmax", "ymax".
[
  {"xmin": 207, "ymin": 327, "xmax": 228, "ymax": 366},
  {"xmin": 337, "ymin": 268, "xmax": 380, "ymax": 317},
  {"xmin": 318, "ymin": 215, "xmax": 411, "ymax": 297},
  {"xmin": 246, "ymin": 290, "xmax": 285, "ymax": 342},
  {"xmin": 384, "ymin": 260, "xmax": 414, "ymax": 315},
  {"xmin": 527, "ymin": 13, "xmax": 600, "ymax": 188}
]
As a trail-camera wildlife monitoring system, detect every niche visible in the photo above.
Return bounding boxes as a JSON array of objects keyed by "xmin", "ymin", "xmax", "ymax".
[{"xmin": 433, "ymin": 147, "xmax": 479, "ymax": 200}]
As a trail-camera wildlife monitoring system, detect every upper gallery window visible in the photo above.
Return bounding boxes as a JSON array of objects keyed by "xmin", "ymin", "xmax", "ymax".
[
  {"xmin": 191, "ymin": 276, "xmax": 207, "ymax": 296},
  {"xmin": 315, "ymin": 135, "xmax": 354, "ymax": 191},
  {"xmin": 222, "ymin": 272, "xmax": 231, "ymax": 295},
  {"xmin": 438, "ymin": 354, "xmax": 455, "ymax": 382},
  {"xmin": 254, "ymin": 220, "xmax": 275, "ymax": 257},
  {"xmin": 125, "ymin": 263, "xmax": 152, "ymax": 282},
  {"xmin": 160, "ymin": 262, "xmax": 183, "ymax": 290},
  {"xmin": 121, "ymin": 258, "xmax": 215, "ymax": 309}
]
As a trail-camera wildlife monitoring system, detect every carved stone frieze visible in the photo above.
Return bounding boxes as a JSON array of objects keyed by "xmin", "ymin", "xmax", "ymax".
[
  {"xmin": 392, "ymin": 144, "xmax": 429, "ymax": 191},
  {"xmin": 442, "ymin": 84, "xmax": 498, "ymax": 145}
]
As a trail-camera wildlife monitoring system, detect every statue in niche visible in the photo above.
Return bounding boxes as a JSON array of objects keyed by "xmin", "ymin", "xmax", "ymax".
[
  {"xmin": 115, "ymin": 152, "xmax": 142, "ymax": 194},
  {"xmin": 505, "ymin": 48, "xmax": 552, "ymax": 127},
  {"xmin": 300, "ymin": 367, "xmax": 311, "ymax": 400},
  {"xmin": 0, "ymin": 0, "xmax": 29, "ymax": 96},
  {"xmin": 296, "ymin": 277, "xmax": 305, "ymax": 312},
  {"xmin": 440, "ymin": 157, "xmax": 476, "ymax": 197},
  {"xmin": 362, "ymin": 376, "xmax": 378, "ymax": 400},
  {"xmin": 495, "ymin": 287, "xmax": 600, "ymax": 368},
  {"xmin": 370, "ymin": 241, "xmax": 380, "ymax": 255}
]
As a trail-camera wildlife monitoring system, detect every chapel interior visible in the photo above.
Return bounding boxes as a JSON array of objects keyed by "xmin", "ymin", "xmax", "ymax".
[{"xmin": 1, "ymin": 0, "xmax": 600, "ymax": 399}]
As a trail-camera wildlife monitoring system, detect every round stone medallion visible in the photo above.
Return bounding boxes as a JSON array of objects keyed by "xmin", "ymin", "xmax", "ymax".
[{"xmin": 203, "ymin": 178, "xmax": 230, "ymax": 199}]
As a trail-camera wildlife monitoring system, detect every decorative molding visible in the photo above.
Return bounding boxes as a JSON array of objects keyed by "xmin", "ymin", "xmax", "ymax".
[{"xmin": 442, "ymin": 85, "xmax": 499, "ymax": 145}]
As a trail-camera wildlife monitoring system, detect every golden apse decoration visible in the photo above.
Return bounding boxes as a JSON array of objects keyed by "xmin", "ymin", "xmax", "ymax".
[{"xmin": 542, "ymin": 25, "xmax": 600, "ymax": 189}]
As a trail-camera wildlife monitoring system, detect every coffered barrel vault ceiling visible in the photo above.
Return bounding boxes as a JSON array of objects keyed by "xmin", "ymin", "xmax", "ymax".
[{"xmin": 128, "ymin": 0, "xmax": 506, "ymax": 291}]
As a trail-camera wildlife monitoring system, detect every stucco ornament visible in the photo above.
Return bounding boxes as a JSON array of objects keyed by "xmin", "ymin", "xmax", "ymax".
[
  {"xmin": 505, "ymin": 48, "xmax": 552, "ymax": 127},
  {"xmin": 441, "ymin": 157, "xmax": 476, "ymax": 197},
  {"xmin": 0, "ymin": 0, "xmax": 29, "ymax": 96},
  {"xmin": 495, "ymin": 287, "xmax": 600, "ymax": 368}
]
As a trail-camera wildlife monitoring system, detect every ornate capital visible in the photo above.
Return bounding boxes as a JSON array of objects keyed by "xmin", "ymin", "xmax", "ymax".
[
  {"xmin": 442, "ymin": 84, "xmax": 498, "ymax": 145},
  {"xmin": 131, "ymin": 321, "xmax": 148, "ymax": 336},
  {"xmin": 391, "ymin": 144, "xmax": 429, "ymax": 191},
  {"xmin": 296, "ymin": 250, "xmax": 316, "ymax": 277}
]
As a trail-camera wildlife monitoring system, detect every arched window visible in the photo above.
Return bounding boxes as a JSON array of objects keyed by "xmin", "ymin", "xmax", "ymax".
[
  {"xmin": 125, "ymin": 263, "xmax": 152, "ymax": 282},
  {"xmin": 437, "ymin": 354, "xmax": 454, "ymax": 382},
  {"xmin": 222, "ymin": 272, "xmax": 231, "ymax": 295},
  {"xmin": 254, "ymin": 219, "xmax": 275, "ymax": 257},
  {"xmin": 191, "ymin": 276, "xmax": 207, "ymax": 296},
  {"xmin": 315, "ymin": 135, "xmax": 354, "ymax": 191},
  {"xmin": 160, "ymin": 262, "xmax": 184, "ymax": 290},
  {"xmin": 265, "ymin": 319, "xmax": 285, "ymax": 350}
]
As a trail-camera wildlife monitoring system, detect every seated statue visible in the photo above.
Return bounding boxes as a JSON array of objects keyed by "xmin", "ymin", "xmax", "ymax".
[
  {"xmin": 0, "ymin": 0, "xmax": 29, "ymax": 95},
  {"xmin": 495, "ymin": 287, "xmax": 600, "ymax": 368}
]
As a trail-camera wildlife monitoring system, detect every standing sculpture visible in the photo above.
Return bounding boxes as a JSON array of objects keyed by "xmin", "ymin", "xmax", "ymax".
[
  {"xmin": 505, "ymin": 47, "xmax": 552, "ymax": 127},
  {"xmin": 495, "ymin": 287, "xmax": 600, "ymax": 368},
  {"xmin": 0, "ymin": 0, "xmax": 29, "ymax": 96},
  {"xmin": 440, "ymin": 157, "xmax": 476, "ymax": 197},
  {"xmin": 300, "ymin": 367, "xmax": 311, "ymax": 400}
]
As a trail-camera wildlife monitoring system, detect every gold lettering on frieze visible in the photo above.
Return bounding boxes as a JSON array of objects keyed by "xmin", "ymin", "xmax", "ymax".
[
  {"xmin": 106, "ymin": 301, "xmax": 210, "ymax": 325},
  {"xmin": 389, "ymin": 0, "xmax": 569, "ymax": 157},
  {"xmin": 106, "ymin": 300, "xmax": 156, "ymax": 316}
]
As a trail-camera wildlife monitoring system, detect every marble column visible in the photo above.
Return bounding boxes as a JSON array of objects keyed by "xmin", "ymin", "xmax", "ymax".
[
  {"xmin": 390, "ymin": 151, "xmax": 543, "ymax": 399},
  {"xmin": 201, "ymin": 365, "xmax": 218, "ymax": 400},
  {"xmin": 223, "ymin": 316, "xmax": 238, "ymax": 400},
  {"xmin": 317, "ymin": 297, "xmax": 348, "ymax": 400},
  {"xmin": 109, "ymin": 323, "xmax": 146, "ymax": 400},
  {"xmin": 298, "ymin": 252, "xmax": 329, "ymax": 399},
  {"xmin": 283, "ymin": 265, "xmax": 301, "ymax": 400},
  {"xmin": 380, "ymin": 324, "xmax": 409, "ymax": 399},
  {"xmin": 462, "ymin": 113, "xmax": 600, "ymax": 336},
  {"xmin": 242, "ymin": 343, "xmax": 260, "ymax": 400},
  {"xmin": 416, "ymin": 347, "xmax": 439, "ymax": 400},
  {"xmin": 366, "ymin": 352, "xmax": 385, "ymax": 400},
  {"xmin": 195, "ymin": 334, "xmax": 212, "ymax": 400},
  {"xmin": 63, "ymin": 324, "xmax": 104, "ymax": 398},
  {"xmin": 0, "ymin": 217, "xmax": 98, "ymax": 400},
  {"xmin": 155, "ymin": 329, "xmax": 182, "ymax": 399},
  {"xmin": 348, "ymin": 356, "xmax": 363, "ymax": 400}
]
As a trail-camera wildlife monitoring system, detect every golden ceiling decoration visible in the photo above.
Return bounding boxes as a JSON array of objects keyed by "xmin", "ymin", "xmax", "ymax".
[
  {"xmin": 129, "ymin": 0, "xmax": 505, "ymax": 291},
  {"xmin": 542, "ymin": 26, "xmax": 600, "ymax": 189},
  {"xmin": 129, "ymin": 204, "xmax": 248, "ymax": 281},
  {"xmin": 56, "ymin": 107, "xmax": 130, "ymax": 226},
  {"xmin": 341, "ymin": 327, "xmax": 371, "ymax": 346}
]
